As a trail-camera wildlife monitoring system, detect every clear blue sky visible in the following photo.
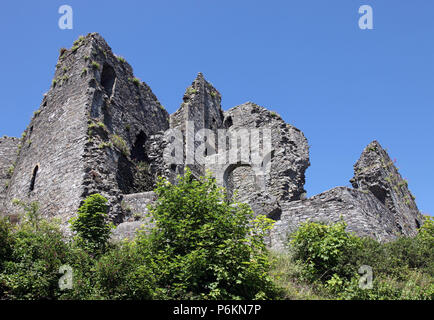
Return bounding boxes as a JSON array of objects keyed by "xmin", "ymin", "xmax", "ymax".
[{"xmin": 0, "ymin": 1, "xmax": 432, "ymax": 215}]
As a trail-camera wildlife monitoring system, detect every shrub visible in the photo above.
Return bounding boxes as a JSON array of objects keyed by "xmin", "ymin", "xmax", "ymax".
[
  {"xmin": 91, "ymin": 241, "xmax": 157, "ymax": 299},
  {"xmin": 70, "ymin": 194, "xmax": 113, "ymax": 254},
  {"xmin": 134, "ymin": 168, "xmax": 278, "ymax": 299},
  {"xmin": 289, "ymin": 220, "xmax": 363, "ymax": 283},
  {"xmin": 0, "ymin": 205, "xmax": 69, "ymax": 300},
  {"xmin": 0, "ymin": 218, "xmax": 14, "ymax": 271},
  {"xmin": 288, "ymin": 219, "xmax": 434, "ymax": 300}
]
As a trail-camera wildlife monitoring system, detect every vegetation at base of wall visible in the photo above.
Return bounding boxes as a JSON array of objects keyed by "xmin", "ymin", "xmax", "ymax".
[
  {"xmin": 69, "ymin": 194, "xmax": 114, "ymax": 254},
  {"xmin": 0, "ymin": 178, "xmax": 432, "ymax": 300},
  {"xmin": 280, "ymin": 218, "xmax": 434, "ymax": 300}
]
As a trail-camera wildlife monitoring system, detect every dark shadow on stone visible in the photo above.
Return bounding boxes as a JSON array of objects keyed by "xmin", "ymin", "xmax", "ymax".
[
  {"xmin": 369, "ymin": 185, "xmax": 387, "ymax": 205},
  {"xmin": 131, "ymin": 131, "xmax": 148, "ymax": 162},
  {"xmin": 267, "ymin": 207, "xmax": 282, "ymax": 221},
  {"xmin": 29, "ymin": 165, "xmax": 39, "ymax": 192},
  {"xmin": 101, "ymin": 63, "xmax": 116, "ymax": 96},
  {"xmin": 116, "ymin": 154, "xmax": 135, "ymax": 194}
]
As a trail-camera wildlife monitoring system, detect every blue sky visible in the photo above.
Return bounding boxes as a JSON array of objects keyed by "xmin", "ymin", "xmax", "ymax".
[{"xmin": 0, "ymin": 1, "xmax": 433, "ymax": 215}]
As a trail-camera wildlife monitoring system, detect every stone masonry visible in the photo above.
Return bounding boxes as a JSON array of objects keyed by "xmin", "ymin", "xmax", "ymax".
[{"xmin": 0, "ymin": 33, "xmax": 424, "ymax": 248}]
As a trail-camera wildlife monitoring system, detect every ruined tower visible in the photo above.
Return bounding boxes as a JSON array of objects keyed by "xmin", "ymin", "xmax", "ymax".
[{"xmin": 1, "ymin": 33, "xmax": 169, "ymax": 225}]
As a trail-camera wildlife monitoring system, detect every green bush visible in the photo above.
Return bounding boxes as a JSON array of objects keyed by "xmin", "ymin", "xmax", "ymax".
[
  {"xmin": 70, "ymin": 194, "xmax": 113, "ymax": 254},
  {"xmin": 0, "ymin": 206, "xmax": 69, "ymax": 300},
  {"xmin": 91, "ymin": 241, "xmax": 157, "ymax": 300},
  {"xmin": 290, "ymin": 220, "xmax": 363, "ymax": 283},
  {"xmin": 134, "ymin": 168, "xmax": 277, "ymax": 299},
  {"xmin": 288, "ymin": 219, "xmax": 434, "ymax": 300},
  {"xmin": 0, "ymin": 218, "xmax": 14, "ymax": 271}
]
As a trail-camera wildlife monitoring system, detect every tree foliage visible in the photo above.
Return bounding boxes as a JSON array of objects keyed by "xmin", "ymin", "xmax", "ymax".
[{"xmin": 69, "ymin": 194, "xmax": 113, "ymax": 254}]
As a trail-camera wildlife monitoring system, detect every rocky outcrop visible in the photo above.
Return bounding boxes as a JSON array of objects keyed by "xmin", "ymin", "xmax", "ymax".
[{"xmin": 350, "ymin": 140, "xmax": 423, "ymax": 237}]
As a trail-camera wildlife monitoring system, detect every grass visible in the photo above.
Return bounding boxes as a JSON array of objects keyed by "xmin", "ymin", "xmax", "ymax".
[
  {"xmin": 6, "ymin": 164, "xmax": 15, "ymax": 178},
  {"xmin": 129, "ymin": 77, "xmax": 141, "ymax": 86},
  {"xmin": 269, "ymin": 250, "xmax": 329, "ymax": 300},
  {"xmin": 186, "ymin": 87, "xmax": 198, "ymax": 95},
  {"xmin": 110, "ymin": 134, "xmax": 130, "ymax": 156},
  {"xmin": 73, "ymin": 36, "xmax": 85, "ymax": 47},
  {"xmin": 98, "ymin": 142, "xmax": 113, "ymax": 150},
  {"xmin": 91, "ymin": 61, "xmax": 100, "ymax": 70}
]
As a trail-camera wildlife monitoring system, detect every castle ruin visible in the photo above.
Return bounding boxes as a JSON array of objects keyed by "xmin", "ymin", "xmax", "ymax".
[{"xmin": 0, "ymin": 33, "xmax": 423, "ymax": 248}]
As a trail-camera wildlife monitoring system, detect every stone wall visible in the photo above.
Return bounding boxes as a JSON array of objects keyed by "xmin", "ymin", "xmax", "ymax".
[
  {"xmin": 0, "ymin": 137, "xmax": 19, "ymax": 210},
  {"xmin": 269, "ymin": 187, "xmax": 398, "ymax": 250},
  {"xmin": 3, "ymin": 39, "xmax": 92, "ymax": 224},
  {"xmin": 170, "ymin": 73, "xmax": 224, "ymax": 179},
  {"xmin": 111, "ymin": 191, "xmax": 156, "ymax": 241}
]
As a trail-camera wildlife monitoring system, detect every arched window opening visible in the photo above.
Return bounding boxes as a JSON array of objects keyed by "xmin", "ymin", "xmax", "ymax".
[
  {"xmin": 224, "ymin": 116, "xmax": 233, "ymax": 128},
  {"xmin": 224, "ymin": 164, "xmax": 258, "ymax": 201},
  {"xmin": 29, "ymin": 165, "xmax": 39, "ymax": 192},
  {"xmin": 131, "ymin": 131, "xmax": 148, "ymax": 162},
  {"xmin": 101, "ymin": 63, "xmax": 116, "ymax": 96}
]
